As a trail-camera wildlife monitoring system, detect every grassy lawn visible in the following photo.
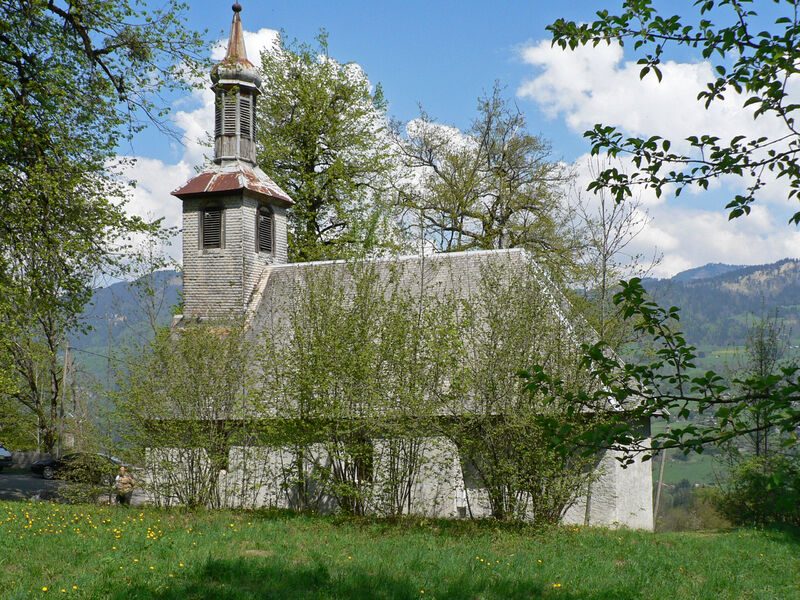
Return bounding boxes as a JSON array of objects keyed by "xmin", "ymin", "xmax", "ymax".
[{"xmin": 1, "ymin": 501, "xmax": 798, "ymax": 600}]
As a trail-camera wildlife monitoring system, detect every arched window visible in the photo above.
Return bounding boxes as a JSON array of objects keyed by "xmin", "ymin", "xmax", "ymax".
[{"xmin": 257, "ymin": 206, "xmax": 273, "ymax": 254}]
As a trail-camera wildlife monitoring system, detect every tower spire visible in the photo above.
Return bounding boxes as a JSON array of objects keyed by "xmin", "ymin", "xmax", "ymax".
[
  {"xmin": 225, "ymin": 3, "xmax": 251, "ymax": 66},
  {"xmin": 210, "ymin": 2, "xmax": 261, "ymax": 164},
  {"xmin": 171, "ymin": 2, "xmax": 292, "ymax": 321}
]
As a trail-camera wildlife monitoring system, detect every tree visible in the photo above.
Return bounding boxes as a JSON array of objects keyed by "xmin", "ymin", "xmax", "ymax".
[
  {"xmin": 444, "ymin": 257, "xmax": 598, "ymax": 524},
  {"xmin": 522, "ymin": 2, "xmax": 800, "ymax": 468},
  {"xmin": 737, "ymin": 309, "xmax": 789, "ymax": 458},
  {"xmin": 0, "ymin": 0, "xmax": 204, "ymax": 453},
  {"xmin": 548, "ymin": 0, "xmax": 800, "ymax": 223},
  {"xmin": 524, "ymin": 278, "xmax": 800, "ymax": 461},
  {"xmin": 394, "ymin": 85, "xmax": 576, "ymax": 275},
  {"xmin": 260, "ymin": 260, "xmax": 462, "ymax": 515},
  {"xmin": 257, "ymin": 32, "xmax": 396, "ymax": 262},
  {"xmin": 569, "ymin": 156, "xmax": 660, "ymax": 348},
  {"xmin": 258, "ymin": 254, "xmax": 597, "ymax": 523},
  {"xmin": 706, "ymin": 309, "xmax": 800, "ymax": 527},
  {"xmin": 116, "ymin": 322, "xmax": 258, "ymax": 508}
]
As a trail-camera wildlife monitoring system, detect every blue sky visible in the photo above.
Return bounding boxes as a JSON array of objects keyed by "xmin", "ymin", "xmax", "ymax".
[{"xmin": 126, "ymin": 1, "xmax": 800, "ymax": 277}]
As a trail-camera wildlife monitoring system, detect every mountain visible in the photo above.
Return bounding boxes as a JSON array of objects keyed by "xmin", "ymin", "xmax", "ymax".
[
  {"xmin": 671, "ymin": 263, "xmax": 745, "ymax": 282},
  {"xmin": 642, "ymin": 259, "xmax": 800, "ymax": 350},
  {"xmin": 70, "ymin": 270, "xmax": 182, "ymax": 378}
]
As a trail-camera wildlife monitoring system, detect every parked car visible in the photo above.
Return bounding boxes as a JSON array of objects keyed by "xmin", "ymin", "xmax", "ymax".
[
  {"xmin": 31, "ymin": 453, "xmax": 123, "ymax": 484},
  {"xmin": 0, "ymin": 444, "xmax": 12, "ymax": 472}
]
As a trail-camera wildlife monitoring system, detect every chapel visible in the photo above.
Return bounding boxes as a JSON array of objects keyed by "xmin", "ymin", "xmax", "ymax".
[{"xmin": 170, "ymin": 3, "xmax": 654, "ymax": 529}]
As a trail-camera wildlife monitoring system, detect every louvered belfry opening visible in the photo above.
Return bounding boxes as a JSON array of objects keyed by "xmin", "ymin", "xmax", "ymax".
[
  {"xmin": 222, "ymin": 92, "xmax": 237, "ymax": 136},
  {"xmin": 202, "ymin": 208, "xmax": 223, "ymax": 249},
  {"xmin": 240, "ymin": 93, "xmax": 252, "ymax": 140},
  {"xmin": 257, "ymin": 206, "xmax": 273, "ymax": 253},
  {"xmin": 214, "ymin": 93, "xmax": 223, "ymax": 138}
]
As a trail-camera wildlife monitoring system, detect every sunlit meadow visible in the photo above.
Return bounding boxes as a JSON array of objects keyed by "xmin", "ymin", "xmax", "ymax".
[{"xmin": 0, "ymin": 500, "xmax": 798, "ymax": 599}]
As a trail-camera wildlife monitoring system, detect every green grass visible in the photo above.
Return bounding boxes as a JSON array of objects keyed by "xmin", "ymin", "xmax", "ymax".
[
  {"xmin": 0, "ymin": 501, "xmax": 798, "ymax": 600},
  {"xmin": 658, "ymin": 454, "xmax": 726, "ymax": 486}
]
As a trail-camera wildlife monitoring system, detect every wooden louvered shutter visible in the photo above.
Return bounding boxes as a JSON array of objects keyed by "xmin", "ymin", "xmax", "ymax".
[
  {"xmin": 240, "ymin": 94, "xmax": 252, "ymax": 140},
  {"xmin": 257, "ymin": 208, "xmax": 273, "ymax": 253},
  {"xmin": 223, "ymin": 93, "xmax": 237, "ymax": 136},
  {"xmin": 252, "ymin": 96, "xmax": 257, "ymax": 138},
  {"xmin": 214, "ymin": 93, "xmax": 222, "ymax": 137},
  {"xmin": 203, "ymin": 208, "xmax": 222, "ymax": 249}
]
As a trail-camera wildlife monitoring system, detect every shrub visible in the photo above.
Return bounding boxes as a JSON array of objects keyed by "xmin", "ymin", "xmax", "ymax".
[{"xmin": 711, "ymin": 455, "xmax": 800, "ymax": 526}]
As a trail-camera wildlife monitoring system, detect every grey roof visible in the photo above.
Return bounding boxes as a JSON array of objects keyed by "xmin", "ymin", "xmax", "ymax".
[
  {"xmin": 247, "ymin": 248, "xmax": 586, "ymax": 346},
  {"xmin": 244, "ymin": 248, "xmax": 638, "ymax": 414}
]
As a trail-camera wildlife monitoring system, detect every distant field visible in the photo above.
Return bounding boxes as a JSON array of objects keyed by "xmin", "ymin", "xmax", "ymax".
[
  {"xmin": 1, "ymin": 501, "xmax": 798, "ymax": 599},
  {"xmin": 653, "ymin": 452, "xmax": 726, "ymax": 486}
]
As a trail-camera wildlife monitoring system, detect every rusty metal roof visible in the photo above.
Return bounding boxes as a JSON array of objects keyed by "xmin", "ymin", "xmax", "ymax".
[{"xmin": 171, "ymin": 161, "xmax": 293, "ymax": 205}]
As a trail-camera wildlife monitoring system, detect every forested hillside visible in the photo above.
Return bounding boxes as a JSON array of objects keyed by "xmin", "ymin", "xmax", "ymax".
[
  {"xmin": 643, "ymin": 259, "xmax": 800, "ymax": 350},
  {"xmin": 71, "ymin": 270, "xmax": 182, "ymax": 379}
]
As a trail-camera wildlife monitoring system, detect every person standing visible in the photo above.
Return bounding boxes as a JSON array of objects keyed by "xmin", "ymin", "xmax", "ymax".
[{"xmin": 115, "ymin": 466, "xmax": 134, "ymax": 506}]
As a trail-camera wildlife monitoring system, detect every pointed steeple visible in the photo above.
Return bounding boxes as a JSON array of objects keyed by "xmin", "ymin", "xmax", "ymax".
[
  {"xmin": 224, "ymin": 3, "xmax": 252, "ymax": 66},
  {"xmin": 210, "ymin": 2, "xmax": 261, "ymax": 165}
]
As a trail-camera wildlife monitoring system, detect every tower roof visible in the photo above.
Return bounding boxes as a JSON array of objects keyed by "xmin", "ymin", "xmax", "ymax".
[
  {"xmin": 223, "ymin": 3, "xmax": 252, "ymax": 67},
  {"xmin": 211, "ymin": 3, "xmax": 261, "ymax": 89},
  {"xmin": 171, "ymin": 161, "xmax": 293, "ymax": 206}
]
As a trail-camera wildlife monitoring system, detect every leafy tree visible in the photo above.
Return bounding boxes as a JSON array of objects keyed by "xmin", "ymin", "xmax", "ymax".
[
  {"xmin": 259, "ymin": 255, "xmax": 597, "ymax": 523},
  {"xmin": 257, "ymin": 32, "xmax": 396, "ymax": 262},
  {"xmin": 260, "ymin": 260, "xmax": 462, "ymax": 515},
  {"xmin": 115, "ymin": 321, "xmax": 258, "ymax": 508},
  {"xmin": 548, "ymin": 0, "xmax": 800, "ymax": 222},
  {"xmin": 569, "ymin": 156, "xmax": 660, "ymax": 348},
  {"xmin": 527, "ymin": 6, "xmax": 800, "ymax": 526},
  {"xmin": 711, "ymin": 454, "xmax": 800, "ymax": 526},
  {"xmin": 394, "ymin": 85, "xmax": 576, "ymax": 274},
  {"xmin": 444, "ymin": 257, "xmax": 598, "ymax": 523},
  {"xmin": 0, "ymin": 0, "xmax": 204, "ymax": 452},
  {"xmin": 735, "ymin": 309, "xmax": 790, "ymax": 458},
  {"xmin": 524, "ymin": 278, "xmax": 800, "ymax": 461}
]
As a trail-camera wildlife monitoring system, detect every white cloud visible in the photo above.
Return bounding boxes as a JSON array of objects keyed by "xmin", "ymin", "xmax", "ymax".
[
  {"xmin": 117, "ymin": 28, "xmax": 280, "ymax": 267},
  {"xmin": 521, "ymin": 40, "xmax": 800, "ymax": 275},
  {"xmin": 625, "ymin": 193, "xmax": 800, "ymax": 278},
  {"xmin": 570, "ymin": 153, "xmax": 800, "ymax": 277},
  {"xmin": 517, "ymin": 41, "xmax": 788, "ymax": 147}
]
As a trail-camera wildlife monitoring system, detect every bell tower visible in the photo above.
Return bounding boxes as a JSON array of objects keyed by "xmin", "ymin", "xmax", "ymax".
[{"xmin": 172, "ymin": 3, "xmax": 292, "ymax": 320}]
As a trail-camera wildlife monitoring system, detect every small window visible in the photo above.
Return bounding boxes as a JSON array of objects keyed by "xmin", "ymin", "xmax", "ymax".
[
  {"xmin": 202, "ymin": 208, "xmax": 222, "ymax": 249},
  {"xmin": 257, "ymin": 207, "xmax": 273, "ymax": 253}
]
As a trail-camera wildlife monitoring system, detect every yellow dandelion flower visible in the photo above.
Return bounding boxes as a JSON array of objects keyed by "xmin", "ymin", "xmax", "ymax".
[
  {"xmin": 552, "ymin": 583, "xmax": 562, "ymax": 588},
  {"xmin": 42, "ymin": 587, "xmax": 48, "ymax": 592}
]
